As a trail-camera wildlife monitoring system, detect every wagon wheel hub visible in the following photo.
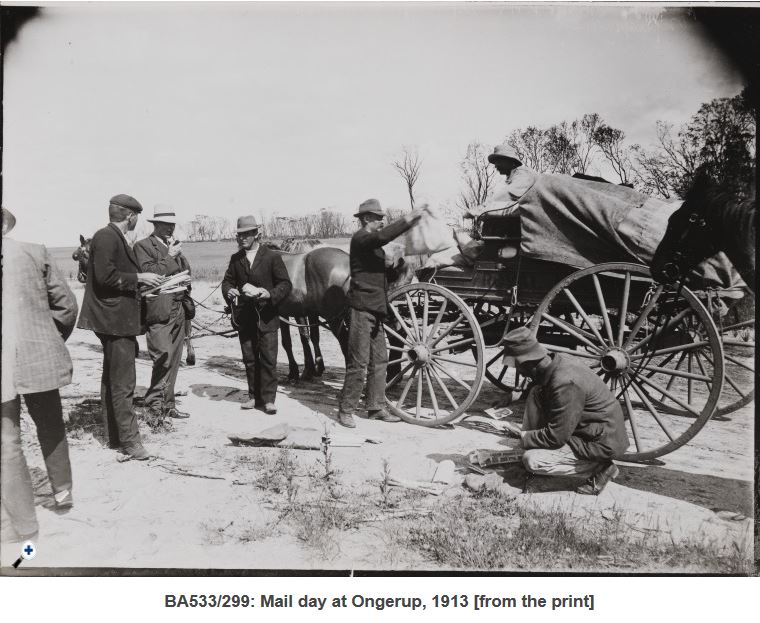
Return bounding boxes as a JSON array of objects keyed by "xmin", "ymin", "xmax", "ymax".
[
  {"xmin": 407, "ymin": 345, "xmax": 431, "ymax": 367},
  {"xmin": 600, "ymin": 348, "xmax": 629, "ymax": 374}
]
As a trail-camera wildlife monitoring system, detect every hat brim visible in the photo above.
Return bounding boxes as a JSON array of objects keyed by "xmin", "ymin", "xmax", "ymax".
[
  {"xmin": 147, "ymin": 217, "xmax": 178, "ymax": 224},
  {"xmin": 502, "ymin": 344, "xmax": 547, "ymax": 368},
  {"xmin": 354, "ymin": 211, "xmax": 385, "ymax": 218},
  {"xmin": 488, "ymin": 154, "xmax": 522, "ymax": 165},
  {"xmin": 236, "ymin": 226, "xmax": 260, "ymax": 233}
]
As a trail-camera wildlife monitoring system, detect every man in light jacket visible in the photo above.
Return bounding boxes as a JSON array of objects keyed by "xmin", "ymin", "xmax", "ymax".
[{"xmin": 1, "ymin": 208, "xmax": 78, "ymax": 542}]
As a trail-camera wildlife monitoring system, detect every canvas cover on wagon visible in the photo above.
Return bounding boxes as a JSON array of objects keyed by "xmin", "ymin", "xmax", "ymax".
[{"xmin": 481, "ymin": 170, "xmax": 743, "ymax": 292}]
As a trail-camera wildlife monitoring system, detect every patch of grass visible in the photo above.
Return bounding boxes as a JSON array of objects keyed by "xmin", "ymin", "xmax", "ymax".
[
  {"xmin": 403, "ymin": 492, "xmax": 754, "ymax": 573},
  {"xmin": 64, "ymin": 398, "xmax": 103, "ymax": 439}
]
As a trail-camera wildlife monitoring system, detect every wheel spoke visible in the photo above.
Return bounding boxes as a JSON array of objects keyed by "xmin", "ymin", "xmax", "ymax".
[
  {"xmin": 562, "ymin": 287, "xmax": 606, "ymax": 345},
  {"xmin": 428, "ymin": 298, "xmax": 448, "ymax": 344},
  {"xmin": 432, "ymin": 355, "xmax": 478, "ymax": 368},
  {"xmin": 387, "ymin": 344, "xmax": 407, "ymax": 352},
  {"xmin": 544, "ymin": 344, "xmax": 600, "ymax": 359},
  {"xmin": 724, "ymin": 371, "xmax": 749, "ymax": 398},
  {"xmin": 396, "ymin": 371, "xmax": 417, "ymax": 409},
  {"xmin": 429, "ymin": 313, "xmax": 464, "ymax": 347},
  {"xmin": 390, "ymin": 302, "xmax": 417, "ymax": 344},
  {"xmin": 421, "ymin": 291, "xmax": 430, "ymax": 342},
  {"xmin": 722, "ymin": 320, "xmax": 754, "ymax": 332},
  {"xmin": 623, "ymin": 285, "xmax": 664, "ymax": 349},
  {"xmin": 431, "ymin": 360, "xmax": 472, "ymax": 392},
  {"xmin": 692, "ymin": 351, "xmax": 713, "ymax": 391},
  {"xmin": 429, "ymin": 366, "xmax": 459, "ymax": 409},
  {"xmin": 635, "ymin": 372, "xmax": 703, "ymax": 418},
  {"xmin": 661, "ymin": 351, "xmax": 687, "ymax": 397},
  {"xmin": 384, "ymin": 323, "xmax": 414, "ymax": 348},
  {"xmin": 487, "ymin": 348, "xmax": 506, "ymax": 367},
  {"xmin": 722, "ymin": 338, "xmax": 755, "ymax": 349},
  {"xmin": 617, "ymin": 271, "xmax": 631, "ymax": 347},
  {"xmin": 387, "ymin": 357, "xmax": 406, "ymax": 367},
  {"xmin": 724, "ymin": 354, "xmax": 754, "ymax": 373},
  {"xmin": 416, "ymin": 369, "xmax": 423, "ymax": 418},
  {"xmin": 405, "ymin": 294, "xmax": 421, "ymax": 341},
  {"xmin": 687, "ymin": 353, "xmax": 693, "ymax": 406},
  {"xmin": 424, "ymin": 369, "xmax": 440, "ymax": 417},
  {"xmin": 592, "ymin": 274, "xmax": 615, "ymax": 345},
  {"xmin": 639, "ymin": 364, "xmax": 711, "ymax": 382},
  {"xmin": 431, "ymin": 336, "xmax": 476, "ymax": 354},
  {"xmin": 497, "ymin": 366, "xmax": 508, "ymax": 383},
  {"xmin": 541, "ymin": 312, "xmax": 603, "ymax": 352},
  {"xmin": 626, "ymin": 307, "xmax": 692, "ymax": 354},
  {"xmin": 386, "ymin": 362, "xmax": 414, "ymax": 389},
  {"xmin": 629, "ymin": 340, "xmax": 711, "ymax": 360},
  {"xmin": 622, "ymin": 388, "xmax": 642, "ymax": 452},
  {"xmin": 626, "ymin": 375, "xmax": 676, "ymax": 441}
]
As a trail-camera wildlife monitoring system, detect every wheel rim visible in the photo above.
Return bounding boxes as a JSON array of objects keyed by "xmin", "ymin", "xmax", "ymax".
[
  {"xmin": 530, "ymin": 262, "xmax": 724, "ymax": 462},
  {"xmin": 384, "ymin": 283, "xmax": 485, "ymax": 426}
]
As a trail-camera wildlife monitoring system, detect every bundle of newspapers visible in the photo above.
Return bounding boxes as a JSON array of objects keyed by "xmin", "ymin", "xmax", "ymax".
[{"xmin": 141, "ymin": 270, "xmax": 191, "ymax": 298}]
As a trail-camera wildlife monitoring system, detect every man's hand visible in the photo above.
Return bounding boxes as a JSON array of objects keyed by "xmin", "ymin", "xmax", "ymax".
[
  {"xmin": 168, "ymin": 241, "xmax": 182, "ymax": 258},
  {"xmin": 227, "ymin": 288, "xmax": 241, "ymax": 300},
  {"xmin": 138, "ymin": 272, "xmax": 166, "ymax": 287},
  {"xmin": 405, "ymin": 204, "xmax": 428, "ymax": 225},
  {"xmin": 242, "ymin": 284, "xmax": 270, "ymax": 299},
  {"xmin": 502, "ymin": 420, "xmax": 523, "ymax": 439}
]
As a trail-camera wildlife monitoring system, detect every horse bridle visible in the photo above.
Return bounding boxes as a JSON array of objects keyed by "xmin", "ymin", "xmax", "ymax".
[{"xmin": 659, "ymin": 210, "xmax": 709, "ymax": 283}]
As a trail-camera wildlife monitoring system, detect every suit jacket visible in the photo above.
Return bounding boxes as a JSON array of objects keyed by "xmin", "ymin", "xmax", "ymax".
[
  {"xmin": 221, "ymin": 245, "xmax": 292, "ymax": 333},
  {"xmin": 2, "ymin": 238, "xmax": 78, "ymax": 402},
  {"xmin": 76, "ymin": 223, "xmax": 142, "ymax": 336},
  {"xmin": 133, "ymin": 234, "xmax": 190, "ymax": 324}
]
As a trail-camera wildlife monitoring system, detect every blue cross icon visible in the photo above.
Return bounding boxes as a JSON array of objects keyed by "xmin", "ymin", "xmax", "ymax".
[
  {"xmin": 20, "ymin": 540, "xmax": 37, "ymax": 560},
  {"xmin": 24, "ymin": 545, "xmax": 34, "ymax": 556}
]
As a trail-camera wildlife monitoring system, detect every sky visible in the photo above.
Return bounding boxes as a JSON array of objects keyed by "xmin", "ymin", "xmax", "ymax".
[{"xmin": 2, "ymin": 2, "xmax": 746, "ymax": 246}]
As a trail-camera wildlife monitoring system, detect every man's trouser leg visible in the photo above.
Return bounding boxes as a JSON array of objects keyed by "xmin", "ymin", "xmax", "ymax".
[
  {"xmin": 521, "ymin": 387, "xmax": 602, "ymax": 477},
  {"xmin": 0, "ymin": 398, "xmax": 38, "ymax": 540},
  {"xmin": 253, "ymin": 329, "xmax": 279, "ymax": 404},
  {"xmin": 97, "ymin": 334, "xmax": 141, "ymax": 448},
  {"xmin": 24, "ymin": 390, "xmax": 72, "ymax": 496},
  {"xmin": 364, "ymin": 314, "xmax": 388, "ymax": 412},
  {"xmin": 144, "ymin": 300, "xmax": 185, "ymax": 412},
  {"xmin": 339, "ymin": 308, "xmax": 372, "ymax": 416}
]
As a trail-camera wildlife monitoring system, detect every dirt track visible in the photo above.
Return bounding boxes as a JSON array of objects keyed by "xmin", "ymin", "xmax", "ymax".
[{"xmin": 1, "ymin": 281, "xmax": 754, "ymax": 571}]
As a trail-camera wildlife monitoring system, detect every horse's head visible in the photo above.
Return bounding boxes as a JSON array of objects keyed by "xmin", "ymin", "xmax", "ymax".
[
  {"xmin": 651, "ymin": 171, "xmax": 721, "ymax": 284},
  {"xmin": 72, "ymin": 234, "xmax": 91, "ymax": 283}
]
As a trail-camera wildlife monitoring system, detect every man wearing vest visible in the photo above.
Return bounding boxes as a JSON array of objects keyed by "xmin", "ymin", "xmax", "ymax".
[
  {"xmin": 222, "ymin": 216, "xmax": 292, "ymax": 414},
  {"xmin": 77, "ymin": 194, "xmax": 164, "ymax": 460},
  {"xmin": 134, "ymin": 205, "xmax": 192, "ymax": 423},
  {"xmin": 337, "ymin": 199, "xmax": 424, "ymax": 428}
]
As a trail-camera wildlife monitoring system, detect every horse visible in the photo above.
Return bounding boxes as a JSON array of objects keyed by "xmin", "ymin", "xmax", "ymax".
[
  {"xmin": 72, "ymin": 234, "xmax": 197, "ymax": 365},
  {"xmin": 271, "ymin": 245, "xmax": 351, "ymax": 381},
  {"xmin": 651, "ymin": 171, "xmax": 756, "ymax": 293}
]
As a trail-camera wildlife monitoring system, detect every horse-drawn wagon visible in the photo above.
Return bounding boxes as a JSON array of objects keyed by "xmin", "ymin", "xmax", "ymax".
[{"xmin": 382, "ymin": 209, "xmax": 754, "ymax": 463}]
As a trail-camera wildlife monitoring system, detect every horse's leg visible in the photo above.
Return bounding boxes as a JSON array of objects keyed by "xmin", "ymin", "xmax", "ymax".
[
  {"xmin": 297, "ymin": 318, "xmax": 317, "ymax": 381},
  {"xmin": 280, "ymin": 319, "xmax": 300, "ymax": 381},
  {"xmin": 328, "ymin": 316, "xmax": 349, "ymax": 361},
  {"xmin": 184, "ymin": 318, "xmax": 196, "ymax": 366},
  {"xmin": 310, "ymin": 315, "xmax": 325, "ymax": 376}
]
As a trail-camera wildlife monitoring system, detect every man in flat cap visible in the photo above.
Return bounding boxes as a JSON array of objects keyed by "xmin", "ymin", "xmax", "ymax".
[
  {"xmin": 336, "ymin": 199, "xmax": 425, "ymax": 428},
  {"xmin": 500, "ymin": 327, "xmax": 628, "ymax": 495},
  {"xmin": 222, "ymin": 216, "xmax": 292, "ymax": 414},
  {"xmin": 2, "ymin": 208, "xmax": 78, "ymax": 542},
  {"xmin": 134, "ymin": 205, "xmax": 192, "ymax": 425},
  {"xmin": 77, "ymin": 194, "xmax": 164, "ymax": 460}
]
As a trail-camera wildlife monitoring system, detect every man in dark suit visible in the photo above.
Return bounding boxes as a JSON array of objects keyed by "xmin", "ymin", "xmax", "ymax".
[
  {"xmin": 77, "ymin": 194, "xmax": 164, "ymax": 460},
  {"xmin": 2, "ymin": 208, "xmax": 79, "ymax": 542},
  {"xmin": 134, "ymin": 205, "xmax": 191, "ymax": 422},
  {"xmin": 222, "ymin": 216, "xmax": 292, "ymax": 414}
]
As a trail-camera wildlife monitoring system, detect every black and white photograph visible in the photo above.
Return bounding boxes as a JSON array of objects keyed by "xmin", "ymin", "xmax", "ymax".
[{"xmin": 0, "ymin": 1, "xmax": 756, "ymax": 581}]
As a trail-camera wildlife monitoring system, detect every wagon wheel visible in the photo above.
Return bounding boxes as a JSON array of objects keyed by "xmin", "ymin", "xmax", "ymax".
[
  {"xmin": 529, "ymin": 262, "xmax": 724, "ymax": 463},
  {"xmin": 648, "ymin": 317, "xmax": 754, "ymax": 418},
  {"xmin": 384, "ymin": 282, "xmax": 485, "ymax": 426}
]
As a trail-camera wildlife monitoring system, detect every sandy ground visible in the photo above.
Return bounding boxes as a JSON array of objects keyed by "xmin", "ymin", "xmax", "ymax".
[{"xmin": 0, "ymin": 280, "xmax": 754, "ymax": 571}]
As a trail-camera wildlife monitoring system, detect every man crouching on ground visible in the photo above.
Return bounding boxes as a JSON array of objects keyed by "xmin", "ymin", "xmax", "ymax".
[
  {"xmin": 337, "ymin": 199, "xmax": 425, "ymax": 428},
  {"xmin": 501, "ymin": 327, "xmax": 629, "ymax": 495}
]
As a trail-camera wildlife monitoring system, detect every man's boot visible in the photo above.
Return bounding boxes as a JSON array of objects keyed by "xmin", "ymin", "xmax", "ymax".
[
  {"xmin": 338, "ymin": 412, "xmax": 356, "ymax": 428},
  {"xmin": 576, "ymin": 461, "xmax": 619, "ymax": 495},
  {"xmin": 367, "ymin": 408, "xmax": 401, "ymax": 423}
]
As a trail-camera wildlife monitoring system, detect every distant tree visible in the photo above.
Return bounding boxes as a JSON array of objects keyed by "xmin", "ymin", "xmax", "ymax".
[
  {"xmin": 570, "ymin": 113, "xmax": 602, "ymax": 174},
  {"xmin": 544, "ymin": 122, "xmax": 578, "ymax": 174},
  {"xmin": 456, "ymin": 142, "xmax": 497, "ymax": 214},
  {"xmin": 507, "ymin": 126, "xmax": 548, "ymax": 172},
  {"xmin": 592, "ymin": 124, "xmax": 637, "ymax": 185},
  {"xmin": 392, "ymin": 146, "xmax": 422, "ymax": 209}
]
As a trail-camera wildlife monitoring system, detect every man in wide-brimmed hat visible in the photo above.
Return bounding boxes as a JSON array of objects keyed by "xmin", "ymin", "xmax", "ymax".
[
  {"xmin": 134, "ymin": 205, "xmax": 192, "ymax": 425},
  {"xmin": 336, "ymin": 199, "xmax": 425, "ymax": 428},
  {"xmin": 77, "ymin": 194, "xmax": 165, "ymax": 460},
  {"xmin": 2, "ymin": 208, "xmax": 78, "ymax": 542},
  {"xmin": 500, "ymin": 327, "xmax": 628, "ymax": 495},
  {"xmin": 222, "ymin": 216, "xmax": 292, "ymax": 414}
]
